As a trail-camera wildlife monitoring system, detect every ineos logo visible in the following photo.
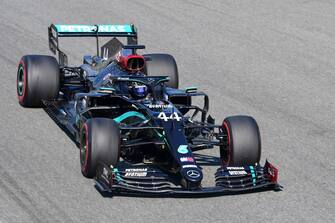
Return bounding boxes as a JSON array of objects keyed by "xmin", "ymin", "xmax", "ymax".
[{"xmin": 186, "ymin": 169, "xmax": 200, "ymax": 178}]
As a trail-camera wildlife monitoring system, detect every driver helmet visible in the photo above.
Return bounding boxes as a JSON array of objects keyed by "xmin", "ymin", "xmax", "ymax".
[{"xmin": 129, "ymin": 82, "xmax": 148, "ymax": 99}]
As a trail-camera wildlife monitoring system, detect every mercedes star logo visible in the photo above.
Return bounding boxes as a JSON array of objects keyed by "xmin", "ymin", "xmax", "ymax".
[{"xmin": 186, "ymin": 169, "xmax": 200, "ymax": 178}]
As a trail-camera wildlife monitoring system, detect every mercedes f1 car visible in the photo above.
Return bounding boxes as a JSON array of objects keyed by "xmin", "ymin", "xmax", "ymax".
[{"xmin": 16, "ymin": 24, "xmax": 280, "ymax": 196}]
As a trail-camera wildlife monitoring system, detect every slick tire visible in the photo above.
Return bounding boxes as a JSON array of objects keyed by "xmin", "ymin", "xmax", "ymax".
[
  {"xmin": 80, "ymin": 118, "xmax": 121, "ymax": 178},
  {"xmin": 143, "ymin": 53, "xmax": 179, "ymax": 89},
  {"xmin": 221, "ymin": 116, "xmax": 261, "ymax": 166},
  {"xmin": 17, "ymin": 55, "xmax": 60, "ymax": 107}
]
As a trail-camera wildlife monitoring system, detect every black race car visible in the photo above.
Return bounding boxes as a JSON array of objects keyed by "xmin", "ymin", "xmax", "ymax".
[{"xmin": 17, "ymin": 24, "xmax": 280, "ymax": 196}]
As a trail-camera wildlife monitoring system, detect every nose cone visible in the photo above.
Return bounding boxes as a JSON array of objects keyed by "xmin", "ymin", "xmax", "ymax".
[{"xmin": 180, "ymin": 167, "xmax": 203, "ymax": 189}]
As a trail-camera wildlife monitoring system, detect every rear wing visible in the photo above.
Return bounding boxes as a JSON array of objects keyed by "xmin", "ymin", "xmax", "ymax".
[{"xmin": 48, "ymin": 24, "xmax": 138, "ymax": 66}]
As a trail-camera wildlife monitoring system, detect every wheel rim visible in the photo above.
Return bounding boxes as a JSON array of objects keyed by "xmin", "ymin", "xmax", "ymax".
[{"xmin": 17, "ymin": 65, "xmax": 25, "ymax": 96}]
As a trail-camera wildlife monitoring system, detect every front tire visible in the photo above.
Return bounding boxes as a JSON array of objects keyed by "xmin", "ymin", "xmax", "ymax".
[
  {"xmin": 17, "ymin": 55, "xmax": 60, "ymax": 107},
  {"xmin": 220, "ymin": 116, "xmax": 261, "ymax": 166},
  {"xmin": 143, "ymin": 53, "xmax": 179, "ymax": 89},
  {"xmin": 80, "ymin": 118, "xmax": 121, "ymax": 178}
]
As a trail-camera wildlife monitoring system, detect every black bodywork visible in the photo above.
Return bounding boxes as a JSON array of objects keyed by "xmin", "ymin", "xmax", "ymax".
[{"xmin": 45, "ymin": 24, "xmax": 280, "ymax": 196}]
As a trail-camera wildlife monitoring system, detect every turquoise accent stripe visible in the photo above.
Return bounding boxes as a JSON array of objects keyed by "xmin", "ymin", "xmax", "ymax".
[
  {"xmin": 55, "ymin": 24, "xmax": 133, "ymax": 33},
  {"xmin": 250, "ymin": 166, "xmax": 256, "ymax": 186},
  {"xmin": 99, "ymin": 87, "xmax": 115, "ymax": 91},
  {"xmin": 113, "ymin": 111, "xmax": 146, "ymax": 123},
  {"xmin": 113, "ymin": 168, "xmax": 123, "ymax": 182},
  {"xmin": 185, "ymin": 86, "xmax": 198, "ymax": 92},
  {"xmin": 98, "ymin": 87, "xmax": 115, "ymax": 93}
]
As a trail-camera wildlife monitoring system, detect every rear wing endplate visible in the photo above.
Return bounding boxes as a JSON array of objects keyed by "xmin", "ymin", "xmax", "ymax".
[{"xmin": 48, "ymin": 24, "xmax": 138, "ymax": 66}]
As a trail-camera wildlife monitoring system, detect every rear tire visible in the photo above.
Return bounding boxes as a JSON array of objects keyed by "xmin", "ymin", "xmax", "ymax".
[
  {"xmin": 80, "ymin": 118, "xmax": 121, "ymax": 178},
  {"xmin": 17, "ymin": 55, "xmax": 60, "ymax": 107},
  {"xmin": 143, "ymin": 53, "xmax": 179, "ymax": 89},
  {"xmin": 220, "ymin": 116, "xmax": 261, "ymax": 166}
]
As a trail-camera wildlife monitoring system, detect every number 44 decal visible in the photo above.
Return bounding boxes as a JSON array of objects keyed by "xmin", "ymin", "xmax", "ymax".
[{"xmin": 157, "ymin": 112, "xmax": 182, "ymax": 121}]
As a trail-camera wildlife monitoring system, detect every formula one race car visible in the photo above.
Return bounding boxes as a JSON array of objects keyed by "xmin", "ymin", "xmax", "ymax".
[{"xmin": 16, "ymin": 24, "xmax": 280, "ymax": 195}]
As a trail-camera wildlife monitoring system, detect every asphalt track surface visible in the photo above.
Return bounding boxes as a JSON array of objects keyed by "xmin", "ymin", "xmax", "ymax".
[{"xmin": 0, "ymin": 0, "xmax": 335, "ymax": 222}]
